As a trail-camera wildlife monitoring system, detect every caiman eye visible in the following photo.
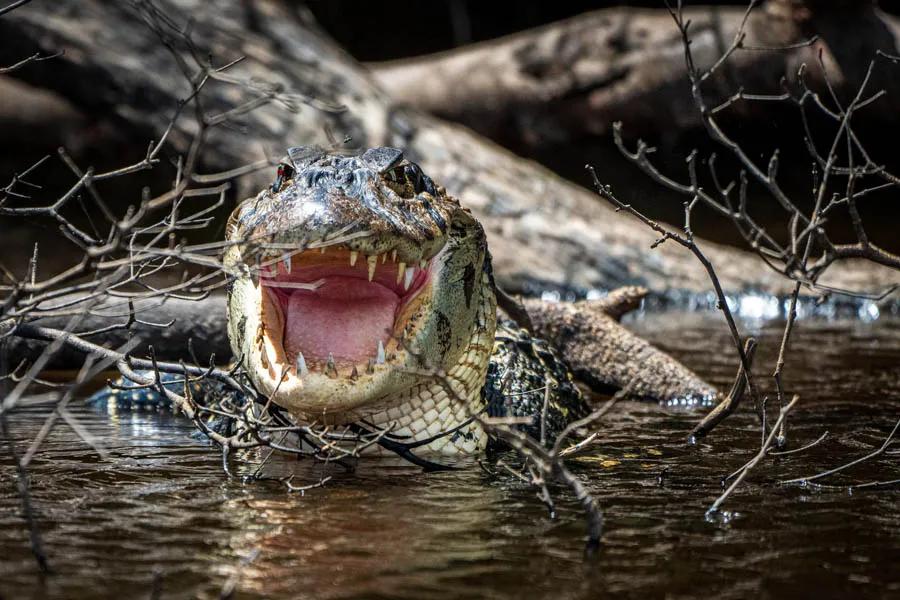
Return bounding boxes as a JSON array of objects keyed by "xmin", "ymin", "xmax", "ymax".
[
  {"xmin": 385, "ymin": 163, "xmax": 436, "ymax": 198},
  {"xmin": 271, "ymin": 162, "xmax": 294, "ymax": 193}
]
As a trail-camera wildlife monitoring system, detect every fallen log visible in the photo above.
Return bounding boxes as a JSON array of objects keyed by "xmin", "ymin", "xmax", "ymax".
[
  {"xmin": 0, "ymin": 0, "xmax": 896, "ymax": 298},
  {"xmin": 7, "ymin": 292, "xmax": 718, "ymax": 403},
  {"xmin": 371, "ymin": 1, "xmax": 900, "ymax": 153}
]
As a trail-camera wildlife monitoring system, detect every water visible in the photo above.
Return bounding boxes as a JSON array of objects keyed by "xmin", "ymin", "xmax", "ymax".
[{"xmin": 2, "ymin": 312, "xmax": 899, "ymax": 598}]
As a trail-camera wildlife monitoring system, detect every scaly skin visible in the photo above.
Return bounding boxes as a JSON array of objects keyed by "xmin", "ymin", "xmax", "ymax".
[{"xmin": 196, "ymin": 147, "xmax": 589, "ymax": 455}]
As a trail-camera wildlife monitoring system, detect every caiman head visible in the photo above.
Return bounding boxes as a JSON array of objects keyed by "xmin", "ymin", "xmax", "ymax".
[{"xmin": 224, "ymin": 147, "xmax": 497, "ymax": 430}]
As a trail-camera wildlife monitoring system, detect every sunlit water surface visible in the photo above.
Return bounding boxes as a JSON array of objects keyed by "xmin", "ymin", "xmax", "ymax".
[{"xmin": 2, "ymin": 312, "xmax": 899, "ymax": 599}]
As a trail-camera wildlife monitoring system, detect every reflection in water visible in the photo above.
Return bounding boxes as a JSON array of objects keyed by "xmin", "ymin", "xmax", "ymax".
[
  {"xmin": 2, "ymin": 313, "xmax": 899, "ymax": 598},
  {"xmin": 223, "ymin": 467, "xmax": 510, "ymax": 598}
]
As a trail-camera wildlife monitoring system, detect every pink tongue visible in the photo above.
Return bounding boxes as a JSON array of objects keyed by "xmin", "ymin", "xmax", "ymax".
[{"xmin": 283, "ymin": 278, "xmax": 398, "ymax": 364}]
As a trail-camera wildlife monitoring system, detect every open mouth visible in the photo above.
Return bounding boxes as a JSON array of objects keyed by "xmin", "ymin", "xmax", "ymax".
[{"xmin": 255, "ymin": 246, "xmax": 433, "ymax": 379}]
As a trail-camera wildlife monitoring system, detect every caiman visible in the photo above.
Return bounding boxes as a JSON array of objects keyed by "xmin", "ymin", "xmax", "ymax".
[{"xmin": 94, "ymin": 146, "xmax": 597, "ymax": 455}]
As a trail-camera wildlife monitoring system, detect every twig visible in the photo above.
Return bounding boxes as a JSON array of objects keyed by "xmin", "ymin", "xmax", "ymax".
[
  {"xmin": 779, "ymin": 417, "xmax": 899, "ymax": 486},
  {"xmin": 707, "ymin": 395, "xmax": 800, "ymax": 517},
  {"xmin": 690, "ymin": 338, "xmax": 757, "ymax": 440},
  {"xmin": 0, "ymin": 411, "xmax": 50, "ymax": 573}
]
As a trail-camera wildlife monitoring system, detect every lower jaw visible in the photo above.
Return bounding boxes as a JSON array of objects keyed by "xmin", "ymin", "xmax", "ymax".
[
  {"xmin": 250, "ymin": 279, "xmax": 433, "ymax": 409},
  {"xmin": 233, "ymin": 280, "xmax": 494, "ymax": 454}
]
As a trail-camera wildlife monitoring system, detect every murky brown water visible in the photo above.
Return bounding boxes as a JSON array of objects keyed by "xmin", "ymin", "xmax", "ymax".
[{"xmin": 2, "ymin": 312, "xmax": 899, "ymax": 599}]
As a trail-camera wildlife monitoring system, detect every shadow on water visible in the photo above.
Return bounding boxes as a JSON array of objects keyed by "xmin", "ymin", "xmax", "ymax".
[{"xmin": 2, "ymin": 313, "xmax": 899, "ymax": 598}]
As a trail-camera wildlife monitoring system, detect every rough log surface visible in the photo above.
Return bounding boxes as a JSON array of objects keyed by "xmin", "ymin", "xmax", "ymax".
[
  {"xmin": 524, "ymin": 296, "xmax": 717, "ymax": 403},
  {"xmin": 0, "ymin": 0, "xmax": 896, "ymax": 297}
]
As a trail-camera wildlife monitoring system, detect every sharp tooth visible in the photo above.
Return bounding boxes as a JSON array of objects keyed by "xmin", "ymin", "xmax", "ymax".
[
  {"xmin": 325, "ymin": 353, "xmax": 337, "ymax": 377},
  {"xmin": 419, "ymin": 260, "xmax": 427, "ymax": 270},
  {"xmin": 320, "ymin": 247, "xmax": 326, "ymax": 254},
  {"xmin": 367, "ymin": 255, "xmax": 377, "ymax": 281},
  {"xmin": 283, "ymin": 254, "xmax": 292, "ymax": 273},
  {"xmin": 391, "ymin": 250, "xmax": 397, "ymax": 262},
  {"xmin": 404, "ymin": 266, "xmax": 415, "ymax": 290},
  {"xmin": 366, "ymin": 358, "xmax": 375, "ymax": 374},
  {"xmin": 296, "ymin": 352, "xmax": 308, "ymax": 376},
  {"xmin": 350, "ymin": 250, "xmax": 358, "ymax": 267},
  {"xmin": 396, "ymin": 262, "xmax": 406, "ymax": 284},
  {"xmin": 350, "ymin": 365, "xmax": 359, "ymax": 380},
  {"xmin": 376, "ymin": 340, "xmax": 385, "ymax": 364},
  {"xmin": 381, "ymin": 253, "xmax": 386, "ymax": 264}
]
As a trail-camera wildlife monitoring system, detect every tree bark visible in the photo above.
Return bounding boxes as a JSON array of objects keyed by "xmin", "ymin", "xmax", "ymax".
[{"xmin": 0, "ymin": 0, "xmax": 896, "ymax": 298}]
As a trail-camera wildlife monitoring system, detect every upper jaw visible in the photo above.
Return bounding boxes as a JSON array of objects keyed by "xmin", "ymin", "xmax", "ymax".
[{"xmin": 230, "ymin": 185, "xmax": 451, "ymax": 268}]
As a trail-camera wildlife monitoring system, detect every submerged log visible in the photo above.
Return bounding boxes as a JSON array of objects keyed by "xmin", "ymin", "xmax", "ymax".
[
  {"xmin": 0, "ymin": 0, "xmax": 896, "ymax": 297},
  {"xmin": 524, "ymin": 294, "xmax": 718, "ymax": 404},
  {"xmin": 8, "ymin": 292, "xmax": 718, "ymax": 403}
]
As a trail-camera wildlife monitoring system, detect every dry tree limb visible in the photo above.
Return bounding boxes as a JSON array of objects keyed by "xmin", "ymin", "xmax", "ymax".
[
  {"xmin": 668, "ymin": 0, "xmax": 900, "ymax": 446},
  {"xmin": 622, "ymin": 1, "xmax": 900, "ymax": 293},
  {"xmin": 578, "ymin": 2, "xmax": 899, "ymax": 516},
  {"xmin": 590, "ymin": 0, "xmax": 900, "ymax": 445},
  {"xmin": 586, "ymin": 166, "xmax": 760, "ymax": 431},
  {"xmin": 690, "ymin": 338, "xmax": 757, "ymax": 441}
]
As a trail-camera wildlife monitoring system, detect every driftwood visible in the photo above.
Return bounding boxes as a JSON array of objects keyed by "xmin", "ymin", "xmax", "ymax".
[
  {"xmin": 1, "ymin": 0, "xmax": 897, "ymax": 298},
  {"xmin": 372, "ymin": 1, "xmax": 900, "ymax": 152}
]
